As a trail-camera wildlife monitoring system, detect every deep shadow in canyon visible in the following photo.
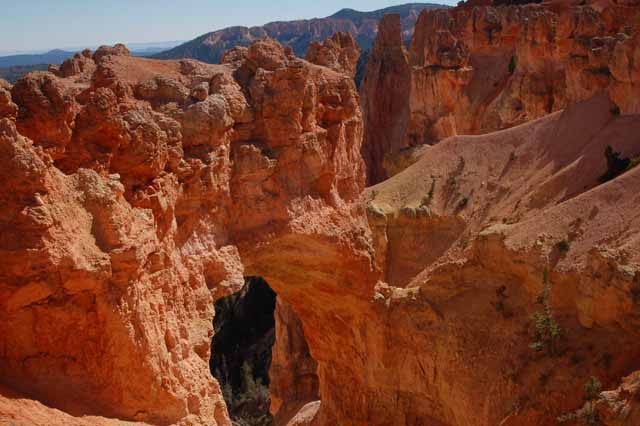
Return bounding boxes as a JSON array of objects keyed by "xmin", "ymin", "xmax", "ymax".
[{"xmin": 211, "ymin": 277, "xmax": 277, "ymax": 426}]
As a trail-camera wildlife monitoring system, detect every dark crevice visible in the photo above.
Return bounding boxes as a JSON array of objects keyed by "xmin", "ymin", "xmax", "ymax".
[{"xmin": 210, "ymin": 276, "xmax": 276, "ymax": 426}]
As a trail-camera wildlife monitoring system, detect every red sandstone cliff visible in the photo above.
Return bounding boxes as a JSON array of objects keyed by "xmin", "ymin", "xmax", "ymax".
[
  {"xmin": 361, "ymin": 0, "xmax": 640, "ymax": 183},
  {"xmin": 0, "ymin": 39, "xmax": 368, "ymax": 426},
  {"xmin": 360, "ymin": 14, "xmax": 412, "ymax": 185}
]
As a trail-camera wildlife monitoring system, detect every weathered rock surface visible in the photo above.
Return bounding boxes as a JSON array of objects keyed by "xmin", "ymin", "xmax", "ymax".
[
  {"xmin": 57, "ymin": 49, "xmax": 96, "ymax": 78},
  {"xmin": 0, "ymin": 79, "xmax": 17, "ymax": 121},
  {"xmin": 599, "ymin": 371, "xmax": 640, "ymax": 426},
  {"xmin": 362, "ymin": 0, "xmax": 640, "ymax": 183},
  {"xmin": 365, "ymin": 93, "xmax": 640, "ymax": 426},
  {"xmin": 306, "ymin": 32, "xmax": 360, "ymax": 77},
  {"xmin": 360, "ymin": 14, "xmax": 411, "ymax": 184},
  {"xmin": 0, "ymin": 40, "xmax": 366, "ymax": 426},
  {"xmin": 1, "ymin": 9, "xmax": 640, "ymax": 426},
  {"xmin": 0, "ymin": 384, "xmax": 152, "ymax": 426},
  {"xmin": 270, "ymin": 299, "xmax": 319, "ymax": 426}
]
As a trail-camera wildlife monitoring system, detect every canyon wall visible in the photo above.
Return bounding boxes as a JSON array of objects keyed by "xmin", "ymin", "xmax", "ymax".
[
  {"xmin": 306, "ymin": 32, "xmax": 360, "ymax": 78},
  {"xmin": 1, "ymin": 4, "xmax": 640, "ymax": 426},
  {"xmin": 360, "ymin": 14, "xmax": 412, "ymax": 185},
  {"xmin": 365, "ymin": 92, "xmax": 640, "ymax": 426},
  {"xmin": 361, "ymin": 0, "xmax": 640, "ymax": 183}
]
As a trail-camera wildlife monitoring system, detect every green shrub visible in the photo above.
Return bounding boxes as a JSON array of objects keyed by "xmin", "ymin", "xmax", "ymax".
[
  {"xmin": 529, "ymin": 268, "xmax": 562, "ymax": 356},
  {"xmin": 231, "ymin": 361, "xmax": 272, "ymax": 426},
  {"xmin": 508, "ymin": 55, "xmax": 517, "ymax": 74},
  {"xmin": 599, "ymin": 145, "xmax": 631, "ymax": 183},
  {"xmin": 427, "ymin": 178, "xmax": 436, "ymax": 203},
  {"xmin": 458, "ymin": 196, "xmax": 469, "ymax": 209},
  {"xmin": 626, "ymin": 156, "xmax": 640, "ymax": 173},
  {"xmin": 556, "ymin": 240, "xmax": 570, "ymax": 253},
  {"xmin": 493, "ymin": 285, "xmax": 513, "ymax": 318},
  {"xmin": 583, "ymin": 376, "xmax": 602, "ymax": 402}
]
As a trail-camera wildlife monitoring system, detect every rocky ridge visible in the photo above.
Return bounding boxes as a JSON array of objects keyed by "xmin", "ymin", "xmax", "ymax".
[{"xmin": 152, "ymin": 3, "xmax": 446, "ymax": 64}]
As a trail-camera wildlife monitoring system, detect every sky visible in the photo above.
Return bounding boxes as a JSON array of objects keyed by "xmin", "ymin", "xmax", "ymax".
[{"xmin": 0, "ymin": 0, "xmax": 457, "ymax": 54}]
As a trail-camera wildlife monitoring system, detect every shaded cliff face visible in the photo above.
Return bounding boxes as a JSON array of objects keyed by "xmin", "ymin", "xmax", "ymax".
[
  {"xmin": 152, "ymin": 3, "xmax": 446, "ymax": 64},
  {"xmin": 269, "ymin": 299, "xmax": 319, "ymax": 426},
  {"xmin": 361, "ymin": 0, "xmax": 640, "ymax": 182},
  {"xmin": 211, "ymin": 277, "xmax": 276, "ymax": 426},
  {"xmin": 359, "ymin": 14, "xmax": 411, "ymax": 185}
]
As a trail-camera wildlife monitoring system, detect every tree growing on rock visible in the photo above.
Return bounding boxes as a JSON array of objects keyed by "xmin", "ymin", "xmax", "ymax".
[{"xmin": 529, "ymin": 268, "xmax": 562, "ymax": 356}]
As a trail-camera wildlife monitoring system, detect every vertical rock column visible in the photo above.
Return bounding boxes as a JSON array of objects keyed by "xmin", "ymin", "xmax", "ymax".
[{"xmin": 360, "ymin": 14, "xmax": 411, "ymax": 185}]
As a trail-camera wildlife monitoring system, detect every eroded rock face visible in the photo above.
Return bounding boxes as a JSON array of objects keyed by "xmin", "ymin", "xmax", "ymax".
[
  {"xmin": 0, "ymin": 79, "xmax": 17, "ymax": 120},
  {"xmin": 1, "ymin": 21, "xmax": 640, "ymax": 426},
  {"xmin": 0, "ymin": 40, "xmax": 366, "ymax": 426},
  {"xmin": 360, "ymin": 14, "xmax": 411, "ymax": 185},
  {"xmin": 11, "ymin": 72, "xmax": 78, "ymax": 158},
  {"xmin": 599, "ymin": 371, "xmax": 640, "ymax": 426},
  {"xmin": 306, "ymin": 32, "xmax": 360, "ymax": 77},
  {"xmin": 270, "ymin": 299, "xmax": 319, "ymax": 426},
  {"xmin": 57, "ymin": 50, "xmax": 96, "ymax": 78},
  {"xmin": 365, "ymin": 93, "xmax": 640, "ymax": 426},
  {"xmin": 361, "ymin": 1, "xmax": 640, "ymax": 183}
]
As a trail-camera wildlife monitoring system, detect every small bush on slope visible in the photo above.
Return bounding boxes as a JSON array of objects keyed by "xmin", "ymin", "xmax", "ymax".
[
  {"xmin": 557, "ymin": 376, "xmax": 602, "ymax": 425},
  {"xmin": 529, "ymin": 268, "xmax": 562, "ymax": 356}
]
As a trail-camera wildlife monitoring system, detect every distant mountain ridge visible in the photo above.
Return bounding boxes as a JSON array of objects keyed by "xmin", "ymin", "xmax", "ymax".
[
  {"xmin": 0, "ymin": 49, "xmax": 73, "ymax": 68},
  {"xmin": 0, "ymin": 42, "xmax": 184, "ymax": 69},
  {"xmin": 0, "ymin": 43, "xmax": 184, "ymax": 83},
  {"xmin": 153, "ymin": 3, "xmax": 448, "ymax": 64}
]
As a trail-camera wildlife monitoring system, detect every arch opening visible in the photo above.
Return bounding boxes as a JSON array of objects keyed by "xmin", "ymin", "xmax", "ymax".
[
  {"xmin": 211, "ymin": 277, "xmax": 276, "ymax": 426},
  {"xmin": 210, "ymin": 276, "xmax": 319, "ymax": 426}
]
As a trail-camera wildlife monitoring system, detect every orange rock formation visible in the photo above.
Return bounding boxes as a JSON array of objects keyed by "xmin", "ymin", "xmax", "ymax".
[
  {"xmin": 306, "ymin": 32, "xmax": 360, "ymax": 77},
  {"xmin": 361, "ymin": 0, "xmax": 640, "ymax": 183},
  {"xmin": 0, "ymin": 39, "xmax": 366, "ymax": 426},
  {"xmin": 1, "ymin": 4, "xmax": 640, "ymax": 426}
]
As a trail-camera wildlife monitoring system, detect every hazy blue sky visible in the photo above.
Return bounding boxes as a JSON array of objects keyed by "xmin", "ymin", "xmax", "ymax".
[{"xmin": 0, "ymin": 0, "xmax": 456, "ymax": 53}]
